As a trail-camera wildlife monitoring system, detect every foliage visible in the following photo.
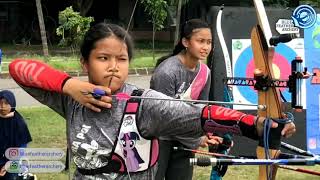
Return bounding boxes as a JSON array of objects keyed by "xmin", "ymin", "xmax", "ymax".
[
  {"xmin": 140, "ymin": 0, "xmax": 168, "ymax": 31},
  {"xmin": 301, "ymin": 0, "xmax": 320, "ymax": 6},
  {"xmin": 56, "ymin": 6, "xmax": 94, "ymax": 48}
]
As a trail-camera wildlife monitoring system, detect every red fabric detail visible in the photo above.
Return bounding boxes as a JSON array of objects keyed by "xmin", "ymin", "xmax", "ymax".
[
  {"xmin": 150, "ymin": 139, "xmax": 159, "ymax": 166},
  {"xmin": 190, "ymin": 63, "xmax": 209, "ymax": 99},
  {"xmin": 126, "ymin": 102, "xmax": 138, "ymax": 113},
  {"xmin": 111, "ymin": 154, "xmax": 125, "ymax": 172},
  {"xmin": 202, "ymin": 105, "xmax": 255, "ymax": 126},
  {"xmin": 9, "ymin": 59, "xmax": 70, "ymax": 93}
]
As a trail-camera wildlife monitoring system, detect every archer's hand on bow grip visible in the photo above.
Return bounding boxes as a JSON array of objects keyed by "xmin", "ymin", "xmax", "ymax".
[{"xmin": 201, "ymin": 105, "xmax": 259, "ymax": 140}]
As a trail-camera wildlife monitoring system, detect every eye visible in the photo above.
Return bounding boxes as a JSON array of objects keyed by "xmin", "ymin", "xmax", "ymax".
[
  {"xmin": 98, "ymin": 56, "xmax": 108, "ymax": 61},
  {"xmin": 117, "ymin": 56, "xmax": 128, "ymax": 62}
]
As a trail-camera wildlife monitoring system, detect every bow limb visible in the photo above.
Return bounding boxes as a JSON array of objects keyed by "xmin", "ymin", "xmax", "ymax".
[
  {"xmin": 252, "ymin": 0, "xmax": 285, "ymax": 179},
  {"xmin": 216, "ymin": 5, "xmax": 232, "ymax": 80},
  {"xmin": 216, "ymin": 5, "xmax": 233, "ymax": 105}
]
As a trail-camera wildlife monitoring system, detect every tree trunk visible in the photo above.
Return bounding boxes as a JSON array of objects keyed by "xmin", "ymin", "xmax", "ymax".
[
  {"xmin": 174, "ymin": 0, "xmax": 182, "ymax": 46},
  {"xmin": 76, "ymin": 0, "xmax": 93, "ymax": 16},
  {"xmin": 152, "ymin": 19, "xmax": 155, "ymax": 65},
  {"xmin": 35, "ymin": 0, "xmax": 49, "ymax": 56}
]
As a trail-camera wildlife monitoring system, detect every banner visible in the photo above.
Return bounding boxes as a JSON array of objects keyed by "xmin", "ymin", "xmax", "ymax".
[
  {"xmin": 232, "ymin": 39, "xmax": 305, "ymax": 110},
  {"xmin": 305, "ymin": 14, "xmax": 320, "ymax": 154}
]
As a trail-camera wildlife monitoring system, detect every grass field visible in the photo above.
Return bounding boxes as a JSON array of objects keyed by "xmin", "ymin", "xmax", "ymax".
[
  {"xmin": 17, "ymin": 106, "xmax": 320, "ymax": 180},
  {"xmin": 0, "ymin": 42, "xmax": 171, "ymax": 73}
]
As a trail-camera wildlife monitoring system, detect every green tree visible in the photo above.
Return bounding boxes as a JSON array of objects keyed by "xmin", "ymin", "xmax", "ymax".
[
  {"xmin": 56, "ymin": 6, "xmax": 94, "ymax": 49},
  {"xmin": 140, "ymin": 0, "xmax": 168, "ymax": 63}
]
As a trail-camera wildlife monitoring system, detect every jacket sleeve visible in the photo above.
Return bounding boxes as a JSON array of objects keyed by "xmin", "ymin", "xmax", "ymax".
[
  {"xmin": 9, "ymin": 59, "xmax": 71, "ymax": 92},
  {"xmin": 201, "ymin": 105, "xmax": 258, "ymax": 139},
  {"xmin": 138, "ymin": 90, "xmax": 258, "ymax": 141}
]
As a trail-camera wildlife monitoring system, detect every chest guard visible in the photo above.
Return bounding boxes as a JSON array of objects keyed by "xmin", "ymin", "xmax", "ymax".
[{"xmin": 111, "ymin": 89, "xmax": 159, "ymax": 173}]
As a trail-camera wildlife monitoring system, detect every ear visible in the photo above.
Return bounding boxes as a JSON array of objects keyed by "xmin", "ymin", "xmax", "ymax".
[
  {"xmin": 80, "ymin": 58, "xmax": 88, "ymax": 73},
  {"xmin": 181, "ymin": 37, "xmax": 189, "ymax": 49}
]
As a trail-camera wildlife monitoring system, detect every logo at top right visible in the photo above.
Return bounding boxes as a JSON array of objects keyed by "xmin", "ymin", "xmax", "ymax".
[{"xmin": 292, "ymin": 5, "xmax": 317, "ymax": 29}]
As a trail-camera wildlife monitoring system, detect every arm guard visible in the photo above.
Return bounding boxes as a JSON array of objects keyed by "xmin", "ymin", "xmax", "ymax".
[
  {"xmin": 201, "ymin": 105, "xmax": 258, "ymax": 139},
  {"xmin": 9, "ymin": 59, "xmax": 71, "ymax": 93}
]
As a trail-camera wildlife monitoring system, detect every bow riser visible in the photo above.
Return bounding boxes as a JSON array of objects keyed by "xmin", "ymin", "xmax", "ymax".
[{"xmin": 251, "ymin": 25, "xmax": 283, "ymax": 180}]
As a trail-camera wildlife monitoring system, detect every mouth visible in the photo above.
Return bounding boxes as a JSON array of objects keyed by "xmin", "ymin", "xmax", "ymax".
[
  {"xmin": 105, "ymin": 74, "xmax": 121, "ymax": 79},
  {"xmin": 200, "ymin": 53, "xmax": 208, "ymax": 58}
]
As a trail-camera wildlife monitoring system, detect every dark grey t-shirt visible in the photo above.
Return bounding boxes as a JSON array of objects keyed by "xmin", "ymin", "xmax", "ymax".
[
  {"xmin": 150, "ymin": 55, "xmax": 211, "ymax": 147},
  {"xmin": 20, "ymin": 83, "xmax": 205, "ymax": 180},
  {"xmin": 150, "ymin": 55, "xmax": 211, "ymax": 100}
]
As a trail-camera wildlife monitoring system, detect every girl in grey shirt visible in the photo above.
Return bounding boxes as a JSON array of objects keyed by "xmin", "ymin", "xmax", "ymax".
[{"xmin": 9, "ymin": 23, "xmax": 296, "ymax": 180}]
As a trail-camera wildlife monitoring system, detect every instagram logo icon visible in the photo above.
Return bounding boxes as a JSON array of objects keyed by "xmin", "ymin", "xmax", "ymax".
[{"xmin": 6, "ymin": 148, "xmax": 20, "ymax": 159}]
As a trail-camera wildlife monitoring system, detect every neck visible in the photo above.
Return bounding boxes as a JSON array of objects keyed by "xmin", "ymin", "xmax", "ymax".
[
  {"xmin": 0, "ymin": 112, "xmax": 14, "ymax": 119},
  {"xmin": 178, "ymin": 52, "xmax": 199, "ymax": 71}
]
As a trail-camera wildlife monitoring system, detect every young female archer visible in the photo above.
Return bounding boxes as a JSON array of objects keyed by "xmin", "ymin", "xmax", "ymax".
[
  {"xmin": 8, "ymin": 22, "xmax": 296, "ymax": 179},
  {"xmin": 151, "ymin": 19, "xmax": 222, "ymax": 180}
]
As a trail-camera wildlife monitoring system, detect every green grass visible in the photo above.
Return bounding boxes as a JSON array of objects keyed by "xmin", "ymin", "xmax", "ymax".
[
  {"xmin": 16, "ymin": 106, "xmax": 320, "ymax": 180},
  {"xmin": 0, "ymin": 46, "xmax": 170, "ymax": 73}
]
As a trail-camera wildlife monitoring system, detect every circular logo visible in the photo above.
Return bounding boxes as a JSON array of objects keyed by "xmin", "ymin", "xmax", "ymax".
[
  {"xmin": 233, "ymin": 40, "xmax": 243, "ymax": 50},
  {"xmin": 292, "ymin": 5, "xmax": 317, "ymax": 29}
]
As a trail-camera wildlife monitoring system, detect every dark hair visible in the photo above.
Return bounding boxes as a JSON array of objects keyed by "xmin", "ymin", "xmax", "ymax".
[
  {"xmin": 80, "ymin": 23, "xmax": 134, "ymax": 62},
  {"xmin": 155, "ymin": 19, "xmax": 210, "ymax": 67},
  {"xmin": 0, "ymin": 90, "xmax": 16, "ymax": 112}
]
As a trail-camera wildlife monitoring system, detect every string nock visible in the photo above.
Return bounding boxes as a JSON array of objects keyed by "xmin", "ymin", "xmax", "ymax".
[{"xmin": 114, "ymin": 93, "xmax": 131, "ymax": 101}]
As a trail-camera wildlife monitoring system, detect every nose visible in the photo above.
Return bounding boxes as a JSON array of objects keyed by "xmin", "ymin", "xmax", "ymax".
[
  {"xmin": 203, "ymin": 43, "xmax": 211, "ymax": 52},
  {"xmin": 108, "ymin": 57, "xmax": 118, "ymax": 72}
]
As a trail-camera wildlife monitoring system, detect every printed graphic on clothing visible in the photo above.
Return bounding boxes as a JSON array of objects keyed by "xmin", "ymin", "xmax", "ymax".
[
  {"xmin": 71, "ymin": 124, "xmax": 112, "ymax": 169},
  {"xmin": 114, "ymin": 114, "xmax": 152, "ymax": 172}
]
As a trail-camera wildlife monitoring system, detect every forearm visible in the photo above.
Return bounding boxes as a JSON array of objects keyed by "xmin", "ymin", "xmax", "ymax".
[
  {"xmin": 9, "ymin": 59, "xmax": 71, "ymax": 92},
  {"xmin": 201, "ymin": 105, "xmax": 258, "ymax": 140}
]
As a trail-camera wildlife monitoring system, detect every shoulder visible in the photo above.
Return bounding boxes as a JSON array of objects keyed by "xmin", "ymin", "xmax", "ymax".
[
  {"xmin": 153, "ymin": 56, "xmax": 180, "ymax": 78},
  {"xmin": 155, "ymin": 56, "xmax": 180, "ymax": 72},
  {"xmin": 142, "ymin": 89, "xmax": 170, "ymax": 99},
  {"xmin": 122, "ymin": 83, "xmax": 139, "ymax": 93}
]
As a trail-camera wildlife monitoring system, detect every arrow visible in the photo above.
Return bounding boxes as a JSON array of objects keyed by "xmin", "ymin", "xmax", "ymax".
[
  {"xmin": 190, "ymin": 156, "xmax": 320, "ymax": 166},
  {"xmin": 81, "ymin": 89, "xmax": 267, "ymax": 110}
]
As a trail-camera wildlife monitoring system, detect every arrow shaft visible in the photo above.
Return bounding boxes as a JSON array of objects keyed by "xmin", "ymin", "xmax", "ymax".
[
  {"xmin": 114, "ymin": 95, "xmax": 266, "ymax": 109},
  {"xmin": 190, "ymin": 157, "xmax": 319, "ymax": 166},
  {"xmin": 278, "ymin": 165, "xmax": 320, "ymax": 176}
]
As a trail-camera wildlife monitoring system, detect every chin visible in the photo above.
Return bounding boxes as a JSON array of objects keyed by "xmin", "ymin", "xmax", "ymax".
[{"xmin": 110, "ymin": 82, "xmax": 125, "ymax": 93}]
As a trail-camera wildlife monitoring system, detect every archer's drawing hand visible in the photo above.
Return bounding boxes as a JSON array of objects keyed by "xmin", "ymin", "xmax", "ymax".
[
  {"xmin": 63, "ymin": 78, "xmax": 112, "ymax": 112},
  {"xmin": 199, "ymin": 135, "xmax": 223, "ymax": 148}
]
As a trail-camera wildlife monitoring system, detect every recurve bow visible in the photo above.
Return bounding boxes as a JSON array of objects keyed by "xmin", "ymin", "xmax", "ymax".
[{"xmin": 252, "ymin": 0, "xmax": 283, "ymax": 179}]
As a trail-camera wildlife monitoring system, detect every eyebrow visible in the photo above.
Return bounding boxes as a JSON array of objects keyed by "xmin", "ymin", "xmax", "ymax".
[{"xmin": 97, "ymin": 52, "xmax": 128, "ymax": 57}]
